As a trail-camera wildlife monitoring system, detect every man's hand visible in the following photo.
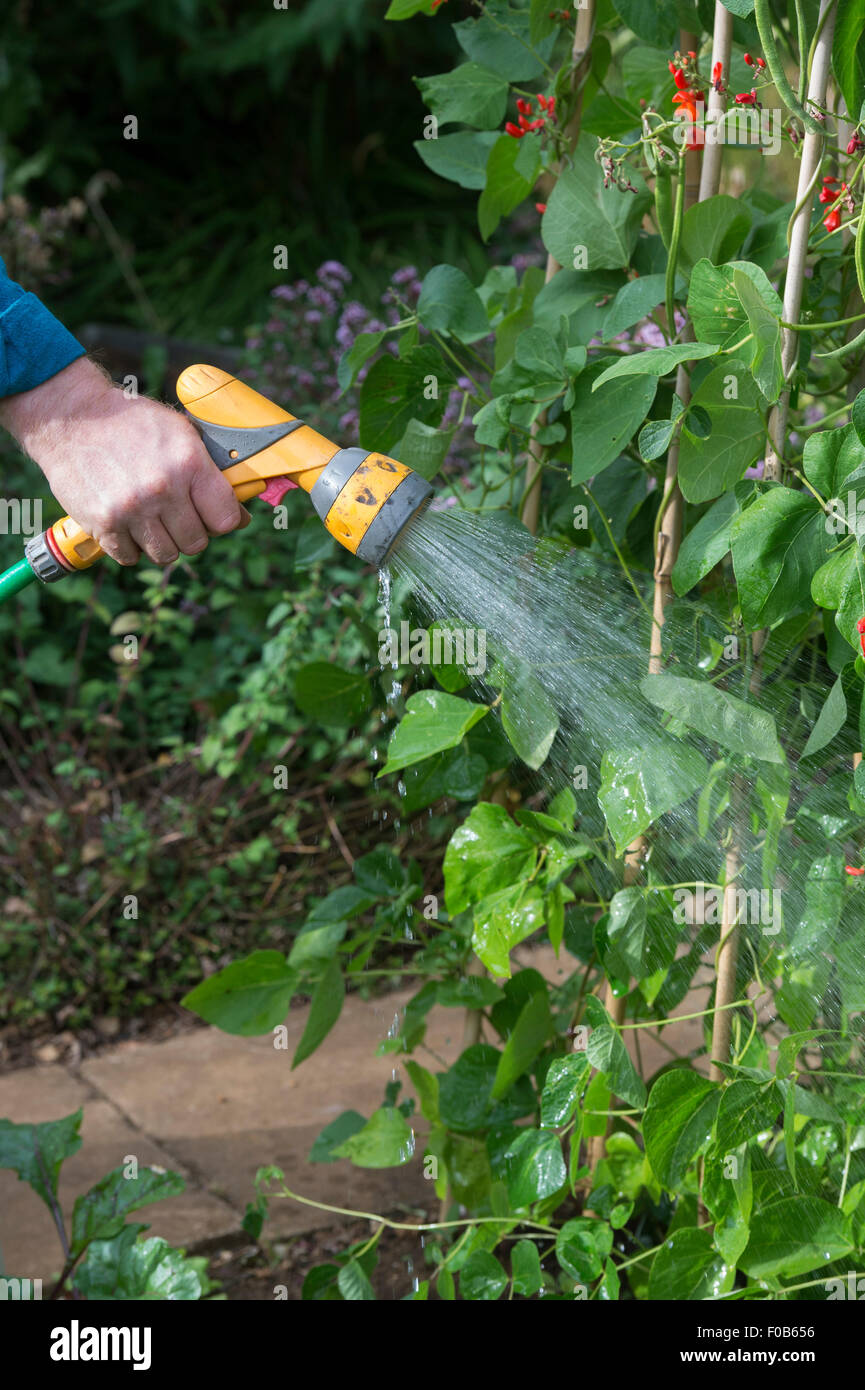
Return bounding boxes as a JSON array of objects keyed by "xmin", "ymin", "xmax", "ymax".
[{"xmin": 0, "ymin": 356, "xmax": 250, "ymax": 565}]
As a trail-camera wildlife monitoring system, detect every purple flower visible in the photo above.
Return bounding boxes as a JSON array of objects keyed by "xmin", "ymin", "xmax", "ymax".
[
  {"xmin": 392, "ymin": 265, "xmax": 419, "ymax": 287},
  {"xmin": 744, "ymin": 458, "xmax": 765, "ymax": 479},
  {"xmin": 317, "ymin": 260, "xmax": 352, "ymax": 284},
  {"xmin": 271, "ymin": 285, "xmax": 296, "ymax": 301},
  {"xmin": 304, "ymin": 310, "xmax": 323, "ymax": 326}
]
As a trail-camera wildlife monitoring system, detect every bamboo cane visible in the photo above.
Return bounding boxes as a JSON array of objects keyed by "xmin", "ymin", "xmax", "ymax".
[
  {"xmin": 589, "ymin": 12, "xmax": 733, "ymax": 1170},
  {"xmin": 710, "ymin": 0, "xmax": 839, "ymax": 1085}
]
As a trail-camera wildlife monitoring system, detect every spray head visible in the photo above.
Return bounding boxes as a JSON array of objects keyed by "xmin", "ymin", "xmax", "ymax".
[
  {"xmin": 175, "ymin": 365, "xmax": 433, "ymax": 567},
  {"xmin": 307, "ymin": 446, "xmax": 432, "ymax": 567}
]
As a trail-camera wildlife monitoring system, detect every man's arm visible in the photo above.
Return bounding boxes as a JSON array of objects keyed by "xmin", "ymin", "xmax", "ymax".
[{"xmin": 0, "ymin": 262, "xmax": 249, "ymax": 565}]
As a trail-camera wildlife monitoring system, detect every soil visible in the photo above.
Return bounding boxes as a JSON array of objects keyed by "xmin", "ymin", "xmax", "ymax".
[
  {"xmin": 0, "ymin": 1000, "xmax": 208, "ymax": 1073},
  {"xmin": 199, "ymin": 1213, "xmax": 437, "ymax": 1301}
]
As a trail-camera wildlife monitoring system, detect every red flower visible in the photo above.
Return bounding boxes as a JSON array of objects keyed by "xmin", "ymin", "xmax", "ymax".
[
  {"xmin": 744, "ymin": 52, "xmax": 753, "ymax": 65},
  {"xmin": 845, "ymin": 866, "xmax": 865, "ymax": 877},
  {"xmin": 505, "ymin": 122, "xmax": 524, "ymax": 138},
  {"xmin": 516, "ymin": 98, "xmax": 533, "ymax": 115},
  {"xmin": 848, "ymin": 133, "xmax": 864, "ymax": 155},
  {"xmin": 756, "ymin": 57, "xmax": 766, "ymax": 69},
  {"xmin": 735, "ymin": 90, "xmax": 757, "ymax": 106},
  {"xmin": 431, "ymin": 0, "xmax": 447, "ymax": 9},
  {"xmin": 712, "ymin": 61, "xmax": 723, "ymax": 84},
  {"xmin": 535, "ymin": 202, "xmax": 547, "ymax": 214},
  {"xmin": 672, "ymin": 90, "xmax": 705, "ymax": 150},
  {"xmin": 823, "ymin": 208, "xmax": 841, "ymax": 233},
  {"xmin": 669, "ymin": 63, "xmax": 689, "ymax": 90}
]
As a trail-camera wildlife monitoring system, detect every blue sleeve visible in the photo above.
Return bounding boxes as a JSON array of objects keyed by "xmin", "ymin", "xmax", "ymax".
[{"xmin": 0, "ymin": 257, "xmax": 86, "ymax": 399}]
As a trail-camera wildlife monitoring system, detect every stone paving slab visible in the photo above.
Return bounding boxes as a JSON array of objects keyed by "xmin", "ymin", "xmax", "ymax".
[{"xmin": 0, "ymin": 945, "xmax": 710, "ymax": 1284}]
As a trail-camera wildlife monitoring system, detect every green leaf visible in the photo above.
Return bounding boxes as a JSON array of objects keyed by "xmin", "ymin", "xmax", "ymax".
[
  {"xmin": 687, "ymin": 258, "xmax": 783, "ymax": 352},
  {"xmin": 382, "ymin": 690, "xmax": 489, "ymax": 776},
  {"xmin": 353, "ymin": 847, "xmax": 408, "ymax": 896},
  {"xmin": 413, "ymin": 130, "xmax": 499, "ymax": 189},
  {"xmin": 555, "ymin": 1217, "xmax": 613, "ymax": 1283},
  {"xmin": 436, "ymin": 976, "xmax": 505, "ymax": 1008},
  {"xmin": 359, "ymin": 345, "xmax": 454, "ymax": 453},
  {"xmin": 638, "ymin": 416, "xmax": 676, "ymax": 462},
  {"xmin": 453, "ymin": 0, "xmax": 555, "ymax": 80},
  {"xmin": 730, "ymin": 487, "xmax": 833, "ymax": 629},
  {"xmin": 294, "ymin": 662, "xmax": 371, "ymax": 728},
  {"xmin": 569, "ymin": 360, "xmax": 658, "ymax": 484},
  {"xmin": 444, "ymin": 801, "xmax": 536, "ymax": 915},
  {"xmin": 500, "ymin": 662, "xmax": 559, "ymax": 770},
  {"xmin": 460, "ymin": 1250, "xmax": 508, "ymax": 1300},
  {"xmin": 385, "ymin": 0, "xmax": 434, "ymax": 17},
  {"xmin": 586, "ymin": 1021, "xmax": 646, "ymax": 1111},
  {"xmin": 71, "ymin": 1167, "xmax": 185, "ymax": 1256},
  {"xmin": 472, "ymin": 883, "xmax": 545, "ymax": 978},
  {"xmin": 678, "ymin": 363, "xmax": 765, "ymax": 504},
  {"xmin": 678, "ymin": 196, "xmax": 752, "ymax": 273},
  {"xmin": 331, "ymin": 1106, "xmax": 415, "ymax": 1168},
  {"xmin": 392, "ymin": 419, "xmax": 455, "ymax": 481},
  {"xmin": 182, "ymin": 951, "xmax": 297, "ymax": 1036},
  {"xmin": 0, "ymin": 1111, "xmax": 82, "ymax": 1215},
  {"xmin": 288, "ymin": 920, "xmax": 347, "ymax": 971},
  {"xmin": 605, "ymin": 886, "xmax": 649, "ymax": 979},
  {"xmin": 812, "ymin": 544, "xmax": 856, "ymax": 611},
  {"xmin": 648, "ymin": 1227, "xmax": 734, "ymax": 1300},
  {"xmin": 292, "ymin": 956, "xmax": 345, "ymax": 1068},
  {"xmin": 439, "ymin": 1043, "xmax": 533, "ymax": 1134},
  {"xmin": 540, "ymin": 1053, "xmax": 591, "ymax": 1128},
  {"xmin": 337, "ymin": 1259, "xmax": 376, "ymax": 1300},
  {"xmin": 542, "ymin": 139, "xmax": 651, "ymax": 271},
  {"xmin": 74, "ymin": 1226, "xmax": 202, "ymax": 1301},
  {"xmin": 741, "ymin": 1197, "xmax": 854, "ymax": 1278},
  {"xmin": 415, "ymin": 63, "xmax": 509, "ymax": 129},
  {"xmin": 802, "ymin": 675, "xmax": 847, "ymax": 757},
  {"xmin": 592, "ymin": 342, "xmax": 717, "ymax": 389},
  {"xmin": 492, "ymin": 990, "xmax": 554, "ymax": 1098},
  {"xmin": 803, "ymin": 421, "xmax": 865, "ymax": 498},
  {"xmin": 309, "ymin": 1111, "xmax": 366, "ymax": 1163},
  {"xmin": 836, "ymin": 546, "xmax": 865, "ymax": 650},
  {"xmin": 672, "ymin": 488, "xmax": 743, "ymax": 595},
  {"xmin": 598, "ymin": 736, "xmax": 707, "ymax": 854},
  {"xmin": 405, "ymin": 1060, "xmax": 440, "ymax": 1124},
  {"xmin": 602, "ymin": 273, "xmax": 670, "ymax": 341},
  {"xmin": 336, "ymin": 330, "xmax": 387, "ymax": 394},
  {"xmin": 495, "ymin": 1126, "xmax": 567, "ymax": 1206},
  {"xmin": 641, "ymin": 672, "xmax": 785, "ymax": 764},
  {"xmin": 511, "ymin": 1239, "xmax": 543, "ymax": 1295},
  {"xmin": 417, "ymin": 264, "xmax": 489, "ymax": 342},
  {"xmin": 643, "ymin": 1071, "xmax": 720, "ymax": 1191},
  {"xmin": 478, "ymin": 133, "xmax": 541, "ymax": 241},
  {"xmin": 715, "ymin": 1079, "xmax": 781, "ymax": 1152},
  {"xmin": 733, "ymin": 267, "xmax": 783, "ymax": 402},
  {"xmin": 832, "ymin": 0, "xmax": 865, "ymax": 125}
]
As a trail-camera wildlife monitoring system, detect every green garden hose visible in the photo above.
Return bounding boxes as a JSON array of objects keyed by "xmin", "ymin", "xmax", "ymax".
[{"xmin": 0, "ymin": 557, "xmax": 37, "ymax": 603}]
